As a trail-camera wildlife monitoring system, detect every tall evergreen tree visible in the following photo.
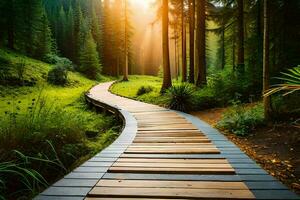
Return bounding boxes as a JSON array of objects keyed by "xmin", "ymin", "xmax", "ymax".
[
  {"xmin": 79, "ymin": 31, "xmax": 101, "ymax": 79},
  {"xmin": 181, "ymin": 0, "xmax": 187, "ymax": 82},
  {"xmin": 237, "ymin": 0, "xmax": 245, "ymax": 75},
  {"xmin": 57, "ymin": 6, "xmax": 67, "ymax": 55},
  {"xmin": 34, "ymin": 11, "xmax": 53, "ymax": 59},
  {"xmin": 73, "ymin": 2, "xmax": 85, "ymax": 64},
  {"xmin": 188, "ymin": 0, "xmax": 195, "ymax": 83},
  {"xmin": 195, "ymin": 0, "xmax": 206, "ymax": 87},
  {"xmin": 161, "ymin": 0, "xmax": 172, "ymax": 92},
  {"xmin": 263, "ymin": 0, "xmax": 271, "ymax": 119}
]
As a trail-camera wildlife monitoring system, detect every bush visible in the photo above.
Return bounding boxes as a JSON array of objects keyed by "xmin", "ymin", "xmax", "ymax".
[
  {"xmin": 43, "ymin": 54, "xmax": 73, "ymax": 70},
  {"xmin": 136, "ymin": 86, "xmax": 154, "ymax": 96},
  {"xmin": 217, "ymin": 103, "xmax": 264, "ymax": 136},
  {"xmin": 0, "ymin": 56, "xmax": 12, "ymax": 83},
  {"xmin": 165, "ymin": 83, "xmax": 195, "ymax": 112},
  {"xmin": 47, "ymin": 65, "xmax": 68, "ymax": 85},
  {"xmin": 271, "ymin": 94, "xmax": 300, "ymax": 120}
]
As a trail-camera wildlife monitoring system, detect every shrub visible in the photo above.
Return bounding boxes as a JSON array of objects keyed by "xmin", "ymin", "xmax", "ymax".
[
  {"xmin": 47, "ymin": 65, "xmax": 68, "ymax": 85},
  {"xmin": 217, "ymin": 103, "xmax": 264, "ymax": 136},
  {"xmin": 165, "ymin": 83, "xmax": 195, "ymax": 112},
  {"xmin": 43, "ymin": 54, "xmax": 73, "ymax": 69},
  {"xmin": 0, "ymin": 56, "xmax": 12, "ymax": 83},
  {"xmin": 136, "ymin": 86, "xmax": 154, "ymax": 96}
]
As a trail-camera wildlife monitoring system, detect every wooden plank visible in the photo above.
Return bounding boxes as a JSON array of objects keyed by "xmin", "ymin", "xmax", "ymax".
[
  {"xmin": 125, "ymin": 148, "xmax": 220, "ymax": 154},
  {"xmin": 108, "ymin": 167, "xmax": 235, "ymax": 174},
  {"xmin": 135, "ymin": 136, "xmax": 208, "ymax": 139},
  {"xmin": 136, "ymin": 133, "xmax": 204, "ymax": 137},
  {"xmin": 130, "ymin": 143, "xmax": 214, "ymax": 146},
  {"xmin": 127, "ymin": 146, "xmax": 217, "ymax": 149},
  {"xmin": 116, "ymin": 158, "xmax": 229, "ymax": 164},
  {"xmin": 112, "ymin": 162, "xmax": 232, "ymax": 168},
  {"xmin": 138, "ymin": 128, "xmax": 199, "ymax": 131},
  {"xmin": 89, "ymin": 187, "xmax": 255, "ymax": 199},
  {"xmin": 86, "ymin": 198, "xmax": 188, "ymax": 200},
  {"xmin": 133, "ymin": 139, "xmax": 211, "ymax": 143},
  {"xmin": 119, "ymin": 154, "xmax": 226, "ymax": 159},
  {"xmin": 129, "ymin": 145, "xmax": 216, "ymax": 149},
  {"xmin": 96, "ymin": 180, "xmax": 249, "ymax": 190},
  {"xmin": 137, "ymin": 130, "xmax": 202, "ymax": 133}
]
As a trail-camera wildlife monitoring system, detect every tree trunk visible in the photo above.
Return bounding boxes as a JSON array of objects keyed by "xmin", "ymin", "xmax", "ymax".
[
  {"xmin": 195, "ymin": 0, "xmax": 206, "ymax": 87},
  {"xmin": 7, "ymin": 23, "xmax": 14, "ymax": 50},
  {"xmin": 123, "ymin": 0, "xmax": 129, "ymax": 81},
  {"xmin": 161, "ymin": 0, "xmax": 172, "ymax": 92},
  {"xmin": 174, "ymin": 35, "xmax": 177, "ymax": 79},
  {"xmin": 188, "ymin": 0, "xmax": 195, "ymax": 83},
  {"xmin": 181, "ymin": 0, "xmax": 187, "ymax": 82},
  {"xmin": 232, "ymin": 37, "xmax": 236, "ymax": 71},
  {"xmin": 237, "ymin": 0, "xmax": 244, "ymax": 74},
  {"xmin": 221, "ymin": 23, "xmax": 225, "ymax": 69},
  {"xmin": 263, "ymin": 0, "xmax": 271, "ymax": 120}
]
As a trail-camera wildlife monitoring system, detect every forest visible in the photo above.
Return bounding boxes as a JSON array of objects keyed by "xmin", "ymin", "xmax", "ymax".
[{"xmin": 0, "ymin": 0, "xmax": 300, "ymax": 199}]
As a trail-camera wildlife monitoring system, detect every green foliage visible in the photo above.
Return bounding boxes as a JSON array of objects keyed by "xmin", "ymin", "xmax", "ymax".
[
  {"xmin": 47, "ymin": 65, "xmax": 68, "ymax": 85},
  {"xmin": 43, "ymin": 54, "xmax": 73, "ymax": 68},
  {"xmin": 110, "ymin": 75, "xmax": 165, "ymax": 105},
  {"xmin": 0, "ymin": 56, "xmax": 12, "ymax": 83},
  {"xmin": 266, "ymin": 66, "xmax": 300, "ymax": 96},
  {"xmin": 0, "ymin": 95, "xmax": 119, "ymax": 199},
  {"xmin": 165, "ymin": 84, "xmax": 196, "ymax": 112},
  {"xmin": 0, "ymin": 50, "xmax": 117, "ymax": 199},
  {"xmin": 271, "ymin": 94, "xmax": 300, "ymax": 119},
  {"xmin": 79, "ymin": 32, "xmax": 101, "ymax": 79},
  {"xmin": 157, "ymin": 65, "xmax": 163, "ymax": 78},
  {"xmin": 217, "ymin": 103, "xmax": 265, "ymax": 136},
  {"xmin": 34, "ymin": 12, "xmax": 54, "ymax": 59},
  {"xmin": 136, "ymin": 86, "xmax": 154, "ymax": 96}
]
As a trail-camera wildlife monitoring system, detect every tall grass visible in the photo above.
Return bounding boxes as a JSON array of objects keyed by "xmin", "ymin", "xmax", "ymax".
[{"xmin": 0, "ymin": 92, "xmax": 119, "ymax": 199}]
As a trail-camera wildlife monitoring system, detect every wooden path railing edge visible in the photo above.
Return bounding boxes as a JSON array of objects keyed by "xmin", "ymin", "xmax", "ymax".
[
  {"xmin": 34, "ymin": 82, "xmax": 300, "ymax": 200},
  {"xmin": 34, "ymin": 87, "xmax": 138, "ymax": 200},
  {"xmin": 175, "ymin": 111, "xmax": 300, "ymax": 199}
]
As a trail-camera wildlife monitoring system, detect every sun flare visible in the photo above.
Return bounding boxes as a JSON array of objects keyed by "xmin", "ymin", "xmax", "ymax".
[{"xmin": 129, "ymin": 0, "xmax": 154, "ymax": 10}]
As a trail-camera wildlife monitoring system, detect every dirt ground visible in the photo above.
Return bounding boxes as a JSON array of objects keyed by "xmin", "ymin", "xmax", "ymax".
[{"xmin": 191, "ymin": 109, "xmax": 300, "ymax": 194}]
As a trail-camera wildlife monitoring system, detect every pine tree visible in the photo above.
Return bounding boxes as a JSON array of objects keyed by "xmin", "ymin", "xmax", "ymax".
[
  {"xmin": 195, "ymin": 0, "xmax": 206, "ymax": 87},
  {"xmin": 236, "ymin": 0, "xmax": 245, "ymax": 75},
  {"xmin": 188, "ymin": 0, "xmax": 195, "ymax": 83},
  {"xmin": 73, "ymin": 2, "xmax": 85, "ymax": 64},
  {"xmin": 79, "ymin": 31, "xmax": 101, "ymax": 79},
  {"xmin": 34, "ymin": 11, "xmax": 53, "ymax": 59},
  {"xmin": 181, "ymin": 0, "xmax": 187, "ymax": 82},
  {"xmin": 161, "ymin": 0, "xmax": 172, "ymax": 92},
  {"xmin": 263, "ymin": 0, "xmax": 271, "ymax": 120},
  {"xmin": 66, "ymin": 5, "xmax": 75, "ymax": 60},
  {"xmin": 21, "ymin": 0, "xmax": 44, "ymax": 56},
  {"xmin": 57, "ymin": 6, "xmax": 67, "ymax": 55}
]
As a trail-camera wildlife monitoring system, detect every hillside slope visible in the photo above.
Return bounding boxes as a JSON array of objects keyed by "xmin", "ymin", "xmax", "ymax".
[{"xmin": 0, "ymin": 49, "xmax": 119, "ymax": 200}]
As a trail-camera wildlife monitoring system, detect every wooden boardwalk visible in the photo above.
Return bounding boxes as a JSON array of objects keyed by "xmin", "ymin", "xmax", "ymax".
[{"xmin": 35, "ymin": 82, "xmax": 300, "ymax": 200}]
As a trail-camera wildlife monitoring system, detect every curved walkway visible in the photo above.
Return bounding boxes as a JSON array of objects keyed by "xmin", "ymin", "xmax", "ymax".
[{"xmin": 35, "ymin": 82, "xmax": 299, "ymax": 200}]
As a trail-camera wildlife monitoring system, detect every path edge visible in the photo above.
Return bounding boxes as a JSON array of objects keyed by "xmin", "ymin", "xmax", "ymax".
[{"xmin": 34, "ymin": 84, "xmax": 138, "ymax": 200}]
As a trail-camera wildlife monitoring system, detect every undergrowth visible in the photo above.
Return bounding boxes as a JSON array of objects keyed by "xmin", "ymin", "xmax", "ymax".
[{"xmin": 217, "ymin": 103, "xmax": 265, "ymax": 136}]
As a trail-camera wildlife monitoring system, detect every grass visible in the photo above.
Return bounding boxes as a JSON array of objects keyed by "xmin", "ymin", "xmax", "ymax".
[
  {"xmin": 0, "ymin": 49, "xmax": 119, "ymax": 200},
  {"xmin": 110, "ymin": 75, "xmax": 165, "ymax": 105}
]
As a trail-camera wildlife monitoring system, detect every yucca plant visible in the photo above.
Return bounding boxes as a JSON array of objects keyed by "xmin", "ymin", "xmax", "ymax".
[
  {"xmin": 165, "ymin": 83, "xmax": 196, "ymax": 112},
  {"xmin": 265, "ymin": 66, "xmax": 300, "ymax": 96}
]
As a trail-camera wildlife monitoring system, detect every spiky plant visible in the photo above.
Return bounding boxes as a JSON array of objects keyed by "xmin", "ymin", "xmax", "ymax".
[
  {"xmin": 265, "ymin": 66, "xmax": 300, "ymax": 96},
  {"xmin": 165, "ymin": 83, "xmax": 195, "ymax": 112}
]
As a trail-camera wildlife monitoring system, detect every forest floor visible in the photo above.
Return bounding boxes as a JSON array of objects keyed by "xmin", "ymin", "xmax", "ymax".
[{"xmin": 191, "ymin": 109, "xmax": 300, "ymax": 195}]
